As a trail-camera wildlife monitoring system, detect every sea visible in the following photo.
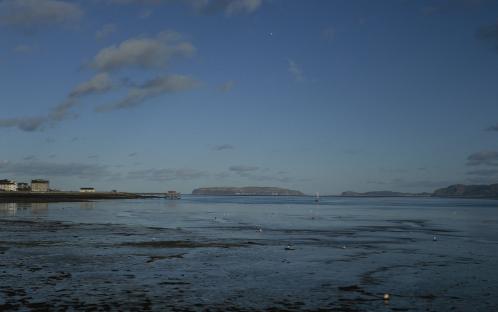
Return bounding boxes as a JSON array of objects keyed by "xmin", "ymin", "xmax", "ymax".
[{"xmin": 0, "ymin": 196, "xmax": 497, "ymax": 311}]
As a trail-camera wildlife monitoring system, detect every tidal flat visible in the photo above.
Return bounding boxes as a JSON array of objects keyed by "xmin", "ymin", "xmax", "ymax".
[{"xmin": 0, "ymin": 196, "xmax": 497, "ymax": 311}]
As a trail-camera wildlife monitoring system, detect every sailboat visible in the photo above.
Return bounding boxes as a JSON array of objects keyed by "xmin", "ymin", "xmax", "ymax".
[{"xmin": 314, "ymin": 192, "xmax": 320, "ymax": 203}]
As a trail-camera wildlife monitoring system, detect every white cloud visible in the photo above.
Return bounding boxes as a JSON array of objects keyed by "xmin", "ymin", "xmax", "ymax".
[
  {"xmin": 0, "ymin": 74, "xmax": 114, "ymax": 131},
  {"xmin": 96, "ymin": 74, "xmax": 198, "ymax": 112},
  {"xmin": 91, "ymin": 30, "xmax": 195, "ymax": 72},
  {"xmin": 69, "ymin": 73, "xmax": 113, "ymax": 98}
]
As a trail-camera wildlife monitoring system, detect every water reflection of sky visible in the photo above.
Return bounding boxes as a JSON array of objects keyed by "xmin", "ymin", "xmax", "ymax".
[{"xmin": 0, "ymin": 197, "xmax": 497, "ymax": 243}]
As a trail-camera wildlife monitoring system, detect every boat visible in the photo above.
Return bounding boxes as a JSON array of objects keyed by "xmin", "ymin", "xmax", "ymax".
[{"xmin": 314, "ymin": 192, "xmax": 320, "ymax": 203}]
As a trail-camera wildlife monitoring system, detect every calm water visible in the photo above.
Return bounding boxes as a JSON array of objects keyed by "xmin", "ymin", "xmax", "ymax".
[{"xmin": 1, "ymin": 196, "xmax": 497, "ymax": 311}]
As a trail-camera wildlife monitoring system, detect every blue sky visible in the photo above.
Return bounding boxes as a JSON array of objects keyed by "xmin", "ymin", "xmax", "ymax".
[{"xmin": 1, "ymin": 0, "xmax": 498, "ymax": 194}]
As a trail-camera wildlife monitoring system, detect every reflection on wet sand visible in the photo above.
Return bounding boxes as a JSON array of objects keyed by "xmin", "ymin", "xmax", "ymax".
[
  {"xmin": 79, "ymin": 202, "xmax": 96, "ymax": 210},
  {"xmin": 0, "ymin": 203, "xmax": 17, "ymax": 216},
  {"xmin": 0, "ymin": 197, "xmax": 497, "ymax": 311},
  {"xmin": 0, "ymin": 202, "xmax": 49, "ymax": 216}
]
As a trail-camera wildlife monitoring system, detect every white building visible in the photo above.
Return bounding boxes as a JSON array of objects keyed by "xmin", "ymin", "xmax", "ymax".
[
  {"xmin": 80, "ymin": 187, "xmax": 96, "ymax": 193},
  {"xmin": 0, "ymin": 180, "xmax": 17, "ymax": 192},
  {"xmin": 31, "ymin": 179, "xmax": 49, "ymax": 192}
]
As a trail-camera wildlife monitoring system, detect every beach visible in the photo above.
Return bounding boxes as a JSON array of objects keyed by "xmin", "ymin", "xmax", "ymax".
[{"xmin": 0, "ymin": 196, "xmax": 497, "ymax": 311}]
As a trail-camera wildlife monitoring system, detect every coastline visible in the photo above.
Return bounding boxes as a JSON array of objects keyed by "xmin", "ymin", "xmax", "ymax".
[{"xmin": 0, "ymin": 191, "xmax": 145, "ymax": 203}]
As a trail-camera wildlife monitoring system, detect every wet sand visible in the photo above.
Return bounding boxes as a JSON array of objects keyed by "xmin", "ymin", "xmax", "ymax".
[{"xmin": 1, "ymin": 199, "xmax": 497, "ymax": 312}]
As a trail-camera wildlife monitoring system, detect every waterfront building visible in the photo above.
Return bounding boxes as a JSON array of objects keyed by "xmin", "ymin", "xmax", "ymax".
[
  {"xmin": 17, "ymin": 182, "xmax": 30, "ymax": 192},
  {"xmin": 80, "ymin": 187, "xmax": 96, "ymax": 193},
  {"xmin": 166, "ymin": 191, "xmax": 181, "ymax": 200},
  {"xmin": 31, "ymin": 179, "xmax": 49, "ymax": 192},
  {"xmin": 0, "ymin": 180, "xmax": 17, "ymax": 192}
]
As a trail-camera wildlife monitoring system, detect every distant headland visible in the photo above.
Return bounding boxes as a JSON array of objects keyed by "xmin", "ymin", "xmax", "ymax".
[
  {"xmin": 342, "ymin": 183, "xmax": 498, "ymax": 199},
  {"xmin": 192, "ymin": 187, "xmax": 304, "ymax": 196},
  {"xmin": 432, "ymin": 183, "xmax": 498, "ymax": 198}
]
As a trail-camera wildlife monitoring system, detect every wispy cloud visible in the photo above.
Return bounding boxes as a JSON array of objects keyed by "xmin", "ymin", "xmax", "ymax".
[
  {"xmin": 485, "ymin": 123, "xmax": 498, "ymax": 131},
  {"xmin": 68, "ymin": 73, "xmax": 113, "ymax": 98},
  {"xmin": 107, "ymin": 0, "xmax": 264, "ymax": 16},
  {"xmin": 212, "ymin": 144, "xmax": 234, "ymax": 151},
  {"xmin": 96, "ymin": 74, "xmax": 198, "ymax": 112},
  {"xmin": 229, "ymin": 165, "xmax": 259, "ymax": 173},
  {"xmin": 0, "ymin": 117, "xmax": 48, "ymax": 132},
  {"xmin": 321, "ymin": 27, "xmax": 336, "ymax": 41},
  {"xmin": 0, "ymin": 0, "xmax": 83, "ymax": 30},
  {"xmin": 466, "ymin": 150, "xmax": 498, "ymax": 166},
  {"xmin": 90, "ymin": 30, "xmax": 195, "ymax": 72},
  {"xmin": 228, "ymin": 165, "xmax": 292, "ymax": 182},
  {"xmin": 422, "ymin": 0, "xmax": 490, "ymax": 17},
  {"xmin": 13, "ymin": 44, "xmax": 34, "ymax": 53},
  {"xmin": 0, "ymin": 161, "xmax": 111, "ymax": 179},
  {"xmin": 477, "ymin": 22, "xmax": 498, "ymax": 51},
  {"xmin": 0, "ymin": 73, "xmax": 113, "ymax": 131},
  {"xmin": 0, "ymin": 28, "xmax": 197, "ymax": 132},
  {"xmin": 1, "ymin": 25, "xmax": 198, "ymax": 132},
  {"xmin": 128, "ymin": 168, "xmax": 209, "ymax": 181},
  {"xmin": 95, "ymin": 23, "xmax": 117, "ymax": 40},
  {"xmin": 466, "ymin": 168, "xmax": 498, "ymax": 176},
  {"xmin": 192, "ymin": 0, "xmax": 263, "ymax": 16},
  {"xmin": 23, "ymin": 155, "xmax": 37, "ymax": 161},
  {"xmin": 138, "ymin": 8, "xmax": 152, "ymax": 19},
  {"xmin": 219, "ymin": 80, "xmax": 235, "ymax": 93},
  {"xmin": 287, "ymin": 59, "xmax": 304, "ymax": 82}
]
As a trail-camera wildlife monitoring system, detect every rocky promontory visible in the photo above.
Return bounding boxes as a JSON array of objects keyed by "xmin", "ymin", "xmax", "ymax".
[{"xmin": 432, "ymin": 184, "xmax": 498, "ymax": 198}]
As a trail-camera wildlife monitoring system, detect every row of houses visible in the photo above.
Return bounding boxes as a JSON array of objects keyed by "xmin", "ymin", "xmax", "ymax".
[
  {"xmin": 0, "ymin": 179, "xmax": 49, "ymax": 192},
  {"xmin": 0, "ymin": 179, "xmax": 96, "ymax": 193}
]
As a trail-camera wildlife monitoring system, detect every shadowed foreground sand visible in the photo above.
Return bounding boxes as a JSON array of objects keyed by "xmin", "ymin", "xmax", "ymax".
[{"xmin": 0, "ymin": 213, "xmax": 496, "ymax": 311}]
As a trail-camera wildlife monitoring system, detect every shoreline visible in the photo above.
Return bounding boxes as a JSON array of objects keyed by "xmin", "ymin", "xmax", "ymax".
[
  {"xmin": 0, "ymin": 191, "xmax": 145, "ymax": 203},
  {"xmin": 2, "ymin": 192, "xmax": 497, "ymax": 203}
]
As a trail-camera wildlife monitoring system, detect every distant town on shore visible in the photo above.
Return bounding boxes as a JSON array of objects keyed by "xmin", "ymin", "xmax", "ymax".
[{"xmin": 0, "ymin": 179, "xmax": 97, "ymax": 193}]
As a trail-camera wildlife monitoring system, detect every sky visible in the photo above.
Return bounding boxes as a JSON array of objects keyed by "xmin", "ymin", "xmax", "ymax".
[{"xmin": 0, "ymin": 0, "xmax": 498, "ymax": 194}]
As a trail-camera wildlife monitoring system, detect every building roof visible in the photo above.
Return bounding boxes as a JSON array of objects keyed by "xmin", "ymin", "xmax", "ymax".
[
  {"xmin": 31, "ymin": 179, "xmax": 49, "ymax": 183},
  {"xmin": 0, "ymin": 179, "xmax": 16, "ymax": 184}
]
